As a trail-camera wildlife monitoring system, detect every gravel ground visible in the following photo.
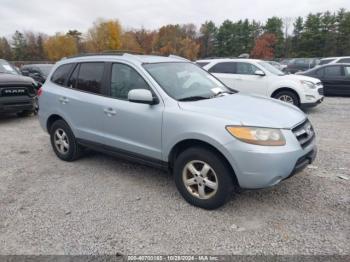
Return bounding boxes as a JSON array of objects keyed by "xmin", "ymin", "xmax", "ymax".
[{"xmin": 0, "ymin": 97, "xmax": 349, "ymax": 255}]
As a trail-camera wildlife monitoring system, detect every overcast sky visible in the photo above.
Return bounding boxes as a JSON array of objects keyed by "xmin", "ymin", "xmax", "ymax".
[{"xmin": 1, "ymin": 0, "xmax": 349, "ymax": 37}]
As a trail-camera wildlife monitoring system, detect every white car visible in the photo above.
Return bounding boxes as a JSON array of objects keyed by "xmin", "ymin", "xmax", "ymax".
[
  {"xmin": 319, "ymin": 56, "xmax": 350, "ymax": 66},
  {"xmin": 196, "ymin": 58, "xmax": 324, "ymax": 108}
]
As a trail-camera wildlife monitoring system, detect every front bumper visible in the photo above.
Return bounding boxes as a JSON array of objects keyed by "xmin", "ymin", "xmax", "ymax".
[
  {"xmin": 301, "ymin": 97, "xmax": 324, "ymax": 108},
  {"xmin": 0, "ymin": 96, "xmax": 36, "ymax": 113},
  {"xmin": 224, "ymin": 129, "xmax": 317, "ymax": 189}
]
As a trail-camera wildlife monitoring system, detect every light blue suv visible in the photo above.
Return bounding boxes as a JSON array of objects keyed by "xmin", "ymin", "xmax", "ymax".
[{"xmin": 38, "ymin": 53, "xmax": 317, "ymax": 209}]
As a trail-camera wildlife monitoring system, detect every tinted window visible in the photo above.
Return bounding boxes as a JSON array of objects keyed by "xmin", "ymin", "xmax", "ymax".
[
  {"xmin": 196, "ymin": 62, "xmax": 210, "ymax": 68},
  {"xmin": 110, "ymin": 64, "xmax": 150, "ymax": 100},
  {"xmin": 236, "ymin": 62, "xmax": 259, "ymax": 75},
  {"xmin": 76, "ymin": 63, "xmax": 104, "ymax": 94},
  {"xmin": 338, "ymin": 58, "xmax": 350, "ymax": 63},
  {"xmin": 67, "ymin": 64, "xmax": 79, "ymax": 88},
  {"xmin": 209, "ymin": 62, "xmax": 236, "ymax": 74},
  {"xmin": 325, "ymin": 66, "xmax": 343, "ymax": 77},
  {"xmin": 316, "ymin": 68, "xmax": 325, "ymax": 77},
  {"xmin": 319, "ymin": 59, "xmax": 335, "ymax": 65},
  {"xmin": 51, "ymin": 64, "xmax": 73, "ymax": 86}
]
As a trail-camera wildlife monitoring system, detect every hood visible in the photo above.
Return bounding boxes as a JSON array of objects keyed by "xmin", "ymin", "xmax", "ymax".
[
  {"xmin": 0, "ymin": 73, "xmax": 35, "ymax": 86},
  {"xmin": 282, "ymin": 74, "xmax": 321, "ymax": 84},
  {"xmin": 179, "ymin": 93, "xmax": 306, "ymax": 129}
]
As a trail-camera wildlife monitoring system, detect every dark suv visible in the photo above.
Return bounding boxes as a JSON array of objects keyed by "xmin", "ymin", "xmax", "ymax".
[
  {"xmin": 285, "ymin": 58, "xmax": 320, "ymax": 74},
  {"xmin": 21, "ymin": 64, "xmax": 54, "ymax": 84},
  {"xmin": 0, "ymin": 59, "xmax": 38, "ymax": 116}
]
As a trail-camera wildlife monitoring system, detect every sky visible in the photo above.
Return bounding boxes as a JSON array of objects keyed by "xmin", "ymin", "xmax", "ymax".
[{"xmin": 1, "ymin": 0, "xmax": 349, "ymax": 37}]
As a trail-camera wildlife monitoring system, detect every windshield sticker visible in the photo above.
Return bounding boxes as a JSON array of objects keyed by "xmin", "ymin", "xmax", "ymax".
[{"xmin": 211, "ymin": 87, "xmax": 224, "ymax": 94}]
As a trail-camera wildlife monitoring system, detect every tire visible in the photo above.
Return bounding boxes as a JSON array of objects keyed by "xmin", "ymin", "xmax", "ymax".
[
  {"xmin": 17, "ymin": 110, "xmax": 34, "ymax": 117},
  {"xmin": 273, "ymin": 90, "xmax": 299, "ymax": 107},
  {"xmin": 49, "ymin": 120, "xmax": 83, "ymax": 161},
  {"xmin": 173, "ymin": 147, "xmax": 234, "ymax": 210}
]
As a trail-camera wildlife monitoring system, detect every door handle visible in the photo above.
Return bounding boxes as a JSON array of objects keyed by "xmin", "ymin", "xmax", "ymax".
[
  {"xmin": 59, "ymin": 97, "xmax": 69, "ymax": 104},
  {"xmin": 104, "ymin": 108, "xmax": 116, "ymax": 116}
]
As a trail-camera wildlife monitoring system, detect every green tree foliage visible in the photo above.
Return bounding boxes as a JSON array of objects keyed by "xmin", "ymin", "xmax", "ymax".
[
  {"xmin": 199, "ymin": 21, "xmax": 218, "ymax": 57},
  {"xmin": 12, "ymin": 31, "xmax": 27, "ymax": 60},
  {"xmin": 264, "ymin": 17, "xmax": 284, "ymax": 57}
]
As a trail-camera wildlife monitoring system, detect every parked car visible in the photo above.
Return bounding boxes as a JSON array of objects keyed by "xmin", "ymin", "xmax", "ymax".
[
  {"xmin": 0, "ymin": 59, "xmax": 38, "ymax": 116},
  {"xmin": 38, "ymin": 53, "xmax": 317, "ymax": 209},
  {"xmin": 196, "ymin": 58, "xmax": 324, "ymax": 108},
  {"xmin": 319, "ymin": 56, "xmax": 350, "ymax": 66},
  {"xmin": 21, "ymin": 64, "xmax": 54, "ymax": 84},
  {"xmin": 284, "ymin": 58, "xmax": 320, "ymax": 74},
  {"xmin": 266, "ymin": 60, "xmax": 285, "ymax": 71},
  {"xmin": 297, "ymin": 63, "xmax": 350, "ymax": 96}
]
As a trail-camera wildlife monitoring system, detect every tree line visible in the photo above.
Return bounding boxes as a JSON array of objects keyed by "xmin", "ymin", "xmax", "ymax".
[{"xmin": 0, "ymin": 8, "xmax": 349, "ymax": 62}]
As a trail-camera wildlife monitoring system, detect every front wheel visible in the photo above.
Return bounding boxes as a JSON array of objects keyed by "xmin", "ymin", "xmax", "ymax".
[
  {"xmin": 174, "ymin": 147, "xmax": 234, "ymax": 210},
  {"xmin": 273, "ymin": 90, "xmax": 299, "ymax": 107}
]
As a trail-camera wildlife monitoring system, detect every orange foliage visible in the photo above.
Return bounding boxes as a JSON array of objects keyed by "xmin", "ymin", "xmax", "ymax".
[{"xmin": 250, "ymin": 33, "xmax": 277, "ymax": 59}]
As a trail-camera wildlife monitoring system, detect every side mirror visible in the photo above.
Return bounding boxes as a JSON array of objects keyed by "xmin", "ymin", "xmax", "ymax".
[
  {"xmin": 254, "ymin": 70, "xmax": 265, "ymax": 76},
  {"xmin": 128, "ymin": 89, "xmax": 158, "ymax": 105}
]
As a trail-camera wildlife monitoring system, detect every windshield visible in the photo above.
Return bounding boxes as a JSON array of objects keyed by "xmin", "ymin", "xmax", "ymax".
[
  {"xmin": 258, "ymin": 61, "xmax": 285, "ymax": 76},
  {"xmin": 0, "ymin": 60, "xmax": 19, "ymax": 75},
  {"xmin": 143, "ymin": 62, "xmax": 232, "ymax": 101},
  {"xmin": 38, "ymin": 65, "xmax": 54, "ymax": 76}
]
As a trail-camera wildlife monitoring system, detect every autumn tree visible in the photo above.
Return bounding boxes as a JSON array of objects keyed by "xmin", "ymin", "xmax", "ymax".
[
  {"xmin": 67, "ymin": 30, "xmax": 84, "ymax": 53},
  {"xmin": 134, "ymin": 28, "xmax": 157, "ymax": 54},
  {"xmin": 251, "ymin": 33, "xmax": 277, "ymax": 59},
  {"xmin": 44, "ymin": 33, "xmax": 78, "ymax": 61},
  {"xmin": 264, "ymin": 17, "xmax": 284, "ymax": 57},
  {"xmin": 0, "ymin": 37, "xmax": 12, "ymax": 60},
  {"xmin": 120, "ymin": 31, "xmax": 143, "ymax": 53},
  {"xmin": 86, "ymin": 19, "xmax": 122, "ymax": 52}
]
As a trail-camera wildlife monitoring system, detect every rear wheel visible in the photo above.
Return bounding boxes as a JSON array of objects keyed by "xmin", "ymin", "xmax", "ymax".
[
  {"xmin": 174, "ymin": 147, "xmax": 234, "ymax": 210},
  {"xmin": 50, "ymin": 120, "xmax": 83, "ymax": 161},
  {"xmin": 273, "ymin": 90, "xmax": 299, "ymax": 107}
]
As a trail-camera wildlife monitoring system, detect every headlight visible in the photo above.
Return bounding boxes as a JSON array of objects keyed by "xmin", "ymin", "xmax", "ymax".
[
  {"xmin": 300, "ymin": 80, "xmax": 316, "ymax": 89},
  {"xmin": 226, "ymin": 126, "xmax": 286, "ymax": 146}
]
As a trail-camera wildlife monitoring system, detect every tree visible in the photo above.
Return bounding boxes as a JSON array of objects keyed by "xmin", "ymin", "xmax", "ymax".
[
  {"xmin": 86, "ymin": 19, "xmax": 122, "ymax": 52},
  {"xmin": 67, "ymin": 30, "xmax": 84, "ymax": 53},
  {"xmin": 12, "ymin": 31, "xmax": 27, "ymax": 60},
  {"xmin": 134, "ymin": 28, "xmax": 157, "ymax": 54},
  {"xmin": 291, "ymin": 17, "xmax": 304, "ymax": 57},
  {"xmin": 264, "ymin": 17, "xmax": 284, "ymax": 57},
  {"xmin": 336, "ymin": 9, "xmax": 350, "ymax": 56},
  {"xmin": 0, "ymin": 37, "xmax": 12, "ymax": 60},
  {"xmin": 251, "ymin": 33, "xmax": 277, "ymax": 59},
  {"xmin": 44, "ymin": 33, "xmax": 78, "ymax": 61},
  {"xmin": 299, "ymin": 13, "xmax": 323, "ymax": 57},
  {"xmin": 199, "ymin": 21, "xmax": 217, "ymax": 57},
  {"xmin": 120, "ymin": 31, "xmax": 143, "ymax": 53}
]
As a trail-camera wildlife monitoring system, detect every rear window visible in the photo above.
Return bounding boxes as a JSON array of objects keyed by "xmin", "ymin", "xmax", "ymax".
[
  {"xmin": 51, "ymin": 64, "xmax": 74, "ymax": 86},
  {"xmin": 209, "ymin": 62, "xmax": 236, "ymax": 74},
  {"xmin": 319, "ymin": 59, "xmax": 335, "ymax": 65},
  {"xmin": 337, "ymin": 58, "xmax": 350, "ymax": 63}
]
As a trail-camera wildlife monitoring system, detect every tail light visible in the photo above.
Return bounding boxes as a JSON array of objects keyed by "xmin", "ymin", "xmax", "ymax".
[{"xmin": 37, "ymin": 87, "xmax": 43, "ymax": 96}]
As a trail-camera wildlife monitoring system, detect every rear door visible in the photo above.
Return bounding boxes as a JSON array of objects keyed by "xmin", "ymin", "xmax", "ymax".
[
  {"xmin": 321, "ymin": 65, "xmax": 345, "ymax": 95},
  {"xmin": 208, "ymin": 62, "xmax": 238, "ymax": 89}
]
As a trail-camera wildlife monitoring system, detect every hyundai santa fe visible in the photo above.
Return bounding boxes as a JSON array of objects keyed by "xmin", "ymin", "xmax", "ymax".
[{"xmin": 38, "ymin": 53, "xmax": 317, "ymax": 209}]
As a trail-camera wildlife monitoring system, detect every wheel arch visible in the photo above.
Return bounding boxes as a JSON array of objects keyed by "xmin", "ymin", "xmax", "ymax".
[
  {"xmin": 46, "ymin": 114, "xmax": 66, "ymax": 133},
  {"xmin": 271, "ymin": 87, "xmax": 301, "ymax": 104},
  {"xmin": 168, "ymin": 139, "xmax": 239, "ymax": 186}
]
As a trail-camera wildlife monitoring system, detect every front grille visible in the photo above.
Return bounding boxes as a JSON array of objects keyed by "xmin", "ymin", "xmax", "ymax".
[
  {"xmin": 292, "ymin": 120, "xmax": 315, "ymax": 148},
  {"xmin": 318, "ymin": 88, "xmax": 324, "ymax": 95}
]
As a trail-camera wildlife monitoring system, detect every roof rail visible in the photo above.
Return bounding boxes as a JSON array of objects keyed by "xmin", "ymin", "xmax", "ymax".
[
  {"xmin": 168, "ymin": 54, "xmax": 190, "ymax": 62},
  {"xmin": 65, "ymin": 50, "xmax": 144, "ymax": 59}
]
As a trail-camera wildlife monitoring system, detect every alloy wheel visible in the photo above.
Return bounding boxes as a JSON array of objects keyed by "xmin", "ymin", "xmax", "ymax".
[
  {"xmin": 54, "ymin": 128, "xmax": 70, "ymax": 154},
  {"xmin": 278, "ymin": 95, "xmax": 294, "ymax": 104},
  {"xmin": 182, "ymin": 160, "xmax": 218, "ymax": 200}
]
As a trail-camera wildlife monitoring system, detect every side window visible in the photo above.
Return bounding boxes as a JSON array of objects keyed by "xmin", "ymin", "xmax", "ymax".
[
  {"xmin": 110, "ymin": 63, "xmax": 150, "ymax": 100},
  {"xmin": 196, "ymin": 62, "xmax": 210, "ymax": 68},
  {"xmin": 51, "ymin": 64, "xmax": 73, "ymax": 86},
  {"xmin": 316, "ymin": 68, "xmax": 325, "ymax": 77},
  {"xmin": 67, "ymin": 64, "xmax": 79, "ymax": 88},
  {"xmin": 338, "ymin": 58, "xmax": 350, "ymax": 63},
  {"xmin": 76, "ymin": 63, "xmax": 105, "ymax": 94},
  {"xmin": 236, "ymin": 62, "xmax": 259, "ymax": 75},
  {"xmin": 209, "ymin": 62, "xmax": 236, "ymax": 74},
  {"xmin": 325, "ymin": 66, "xmax": 343, "ymax": 77}
]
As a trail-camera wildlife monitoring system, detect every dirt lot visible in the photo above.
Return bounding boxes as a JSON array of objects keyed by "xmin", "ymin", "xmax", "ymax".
[{"xmin": 0, "ymin": 97, "xmax": 349, "ymax": 255}]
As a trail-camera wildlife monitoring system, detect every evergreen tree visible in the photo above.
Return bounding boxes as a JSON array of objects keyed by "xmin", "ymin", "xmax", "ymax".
[
  {"xmin": 12, "ymin": 31, "xmax": 27, "ymax": 60},
  {"xmin": 264, "ymin": 17, "xmax": 284, "ymax": 57}
]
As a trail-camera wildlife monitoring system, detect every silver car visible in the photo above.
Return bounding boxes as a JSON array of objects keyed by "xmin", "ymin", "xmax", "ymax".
[{"xmin": 38, "ymin": 53, "xmax": 317, "ymax": 209}]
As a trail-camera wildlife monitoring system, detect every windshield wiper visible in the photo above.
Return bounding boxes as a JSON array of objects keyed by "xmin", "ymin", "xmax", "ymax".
[
  {"xmin": 178, "ymin": 96, "xmax": 210, "ymax": 102},
  {"xmin": 212, "ymin": 90, "xmax": 234, "ymax": 97}
]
